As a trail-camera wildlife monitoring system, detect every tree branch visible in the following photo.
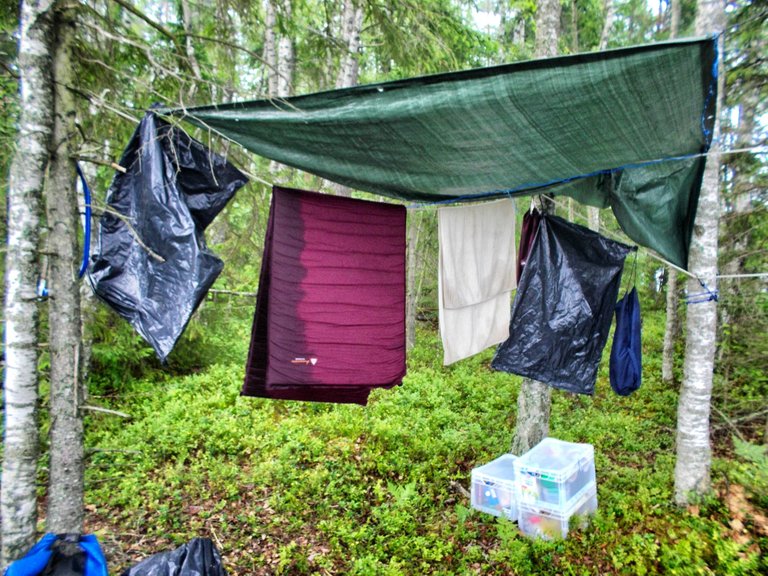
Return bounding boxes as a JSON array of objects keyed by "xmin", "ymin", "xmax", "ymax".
[{"xmin": 109, "ymin": 0, "xmax": 177, "ymax": 42}]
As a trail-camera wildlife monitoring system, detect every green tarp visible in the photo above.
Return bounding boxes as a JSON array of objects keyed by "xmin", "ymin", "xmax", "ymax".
[{"xmin": 171, "ymin": 37, "xmax": 717, "ymax": 269}]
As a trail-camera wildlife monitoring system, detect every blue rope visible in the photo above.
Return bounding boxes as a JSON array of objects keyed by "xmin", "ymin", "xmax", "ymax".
[
  {"xmin": 684, "ymin": 277, "xmax": 718, "ymax": 305},
  {"xmin": 75, "ymin": 162, "xmax": 92, "ymax": 278}
]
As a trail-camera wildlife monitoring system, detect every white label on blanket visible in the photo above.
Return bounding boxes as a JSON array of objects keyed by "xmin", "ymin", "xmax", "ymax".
[{"xmin": 291, "ymin": 356, "xmax": 318, "ymax": 366}]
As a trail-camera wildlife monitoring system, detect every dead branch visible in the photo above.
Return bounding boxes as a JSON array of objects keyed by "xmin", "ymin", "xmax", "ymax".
[{"xmin": 73, "ymin": 155, "xmax": 127, "ymax": 174}]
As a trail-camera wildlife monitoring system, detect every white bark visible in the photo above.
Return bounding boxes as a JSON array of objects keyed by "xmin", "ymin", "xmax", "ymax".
[
  {"xmin": 662, "ymin": 0, "xmax": 681, "ymax": 385},
  {"xmin": 328, "ymin": 1, "xmax": 364, "ymax": 197},
  {"xmin": 674, "ymin": 0, "xmax": 725, "ymax": 505},
  {"xmin": 264, "ymin": 0, "xmax": 278, "ymax": 97},
  {"xmin": 535, "ymin": 0, "xmax": 560, "ymax": 57},
  {"xmin": 46, "ymin": 3, "xmax": 84, "ymax": 532},
  {"xmin": 511, "ymin": 0, "xmax": 561, "ymax": 454},
  {"xmin": 662, "ymin": 270, "xmax": 679, "ymax": 382},
  {"xmin": 336, "ymin": 0, "xmax": 364, "ymax": 89},
  {"xmin": 276, "ymin": 1, "xmax": 294, "ymax": 98},
  {"xmin": 670, "ymin": 0, "xmax": 681, "ymax": 38},
  {"xmin": 406, "ymin": 212, "xmax": 422, "ymax": 350},
  {"xmin": 1, "ymin": 0, "xmax": 55, "ymax": 567},
  {"xmin": 599, "ymin": 0, "xmax": 615, "ymax": 49}
]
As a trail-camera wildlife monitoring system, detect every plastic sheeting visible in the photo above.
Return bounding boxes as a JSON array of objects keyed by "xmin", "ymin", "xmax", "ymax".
[
  {"xmin": 169, "ymin": 38, "xmax": 717, "ymax": 268},
  {"xmin": 610, "ymin": 287, "xmax": 643, "ymax": 396},
  {"xmin": 4, "ymin": 534, "xmax": 108, "ymax": 576},
  {"xmin": 89, "ymin": 112, "xmax": 248, "ymax": 361},
  {"xmin": 121, "ymin": 538, "xmax": 226, "ymax": 576},
  {"xmin": 491, "ymin": 216, "xmax": 633, "ymax": 395}
]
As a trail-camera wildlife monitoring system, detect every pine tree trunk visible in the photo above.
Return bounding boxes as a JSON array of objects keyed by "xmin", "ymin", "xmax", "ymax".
[
  {"xmin": 510, "ymin": 0, "xmax": 560, "ymax": 455},
  {"xmin": 45, "ymin": 3, "xmax": 84, "ymax": 532},
  {"xmin": 1, "ymin": 0, "xmax": 55, "ymax": 567},
  {"xmin": 674, "ymin": 0, "xmax": 724, "ymax": 505}
]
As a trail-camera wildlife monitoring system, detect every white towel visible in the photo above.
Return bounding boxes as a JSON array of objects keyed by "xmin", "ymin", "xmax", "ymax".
[{"xmin": 438, "ymin": 199, "xmax": 517, "ymax": 365}]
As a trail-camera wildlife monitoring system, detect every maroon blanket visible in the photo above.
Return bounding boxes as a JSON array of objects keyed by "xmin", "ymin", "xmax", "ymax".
[{"xmin": 242, "ymin": 186, "xmax": 407, "ymax": 404}]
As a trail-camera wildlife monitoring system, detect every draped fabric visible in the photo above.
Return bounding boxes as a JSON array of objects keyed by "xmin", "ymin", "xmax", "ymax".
[
  {"xmin": 170, "ymin": 38, "xmax": 717, "ymax": 268},
  {"xmin": 517, "ymin": 208, "xmax": 541, "ymax": 282},
  {"xmin": 610, "ymin": 287, "xmax": 643, "ymax": 396},
  {"xmin": 491, "ymin": 216, "xmax": 633, "ymax": 395},
  {"xmin": 438, "ymin": 199, "xmax": 517, "ymax": 365},
  {"xmin": 242, "ymin": 187, "xmax": 406, "ymax": 404}
]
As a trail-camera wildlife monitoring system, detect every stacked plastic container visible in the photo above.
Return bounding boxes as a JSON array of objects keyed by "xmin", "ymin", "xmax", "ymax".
[
  {"xmin": 514, "ymin": 438, "xmax": 597, "ymax": 540},
  {"xmin": 470, "ymin": 454, "xmax": 518, "ymax": 521}
]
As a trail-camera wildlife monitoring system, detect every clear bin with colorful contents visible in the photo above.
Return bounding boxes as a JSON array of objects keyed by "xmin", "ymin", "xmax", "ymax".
[
  {"xmin": 513, "ymin": 437, "xmax": 595, "ymax": 512},
  {"xmin": 517, "ymin": 483, "xmax": 598, "ymax": 540},
  {"xmin": 470, "ymin": 454, "xmax": 518, "ymax": 521}
]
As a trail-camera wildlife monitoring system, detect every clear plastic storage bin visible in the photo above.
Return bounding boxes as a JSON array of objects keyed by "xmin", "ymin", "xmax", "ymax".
[
  {"xmin": 514, "ymin": 437, "xmax": 595, "ymax": 513},
  {"xmin": 470, "ymin": 454, "xmax": 518, "ymax": 520},
  {"xmin": 518, "ymin": 484, "xmax": 598, "ymax": 540}
]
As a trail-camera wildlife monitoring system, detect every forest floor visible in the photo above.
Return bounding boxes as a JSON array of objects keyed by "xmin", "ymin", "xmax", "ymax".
[{"xmin": 80, "ymin": 310, "xmax": 768, "ymax": 575}]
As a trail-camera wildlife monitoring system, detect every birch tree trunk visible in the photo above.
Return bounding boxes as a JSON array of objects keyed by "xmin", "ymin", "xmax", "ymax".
[
  {"xmin": 1, "ymin": 0, "xmax": 55, "ymax": 566},
  {"xmin": 599, "ymin": 0, "xmax": 615, "ymax": 48},
  {"xmin": 331, "ymin": 0, "xmax": 364, "ymax": 198},
  {"xmin": 670, "ymin": 0, "xmax": 681, "ymax": 37},
  {"xmin": 674, "ymin": 0, "xmax": 724, "ymax": 505},
  {"xmin": 276, "ymin": 0, "xmax": 294, "ymax": 98},
  {"xmin": 45, "ymin": 2, "xmax": 84, "ymax": 532},
  {"xmin": 264, "ymin": 0, "xmax": 278, "ymax": 97},
  {"xmin": 662, "ymin": 0, "xmax": 681, "ymax": 384},
  {"xmin": 662, "ymin": 269, "xmax": 679, "ymax": 382},
  {"xmin": 511, "ymin": 0, "xmax": 560, "ymax": 456}
]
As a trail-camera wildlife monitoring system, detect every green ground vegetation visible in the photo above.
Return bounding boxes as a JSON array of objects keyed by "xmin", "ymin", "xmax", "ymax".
[{"xmin": 82, "ymin": 300, "xmax": 767, "ymax": 575}]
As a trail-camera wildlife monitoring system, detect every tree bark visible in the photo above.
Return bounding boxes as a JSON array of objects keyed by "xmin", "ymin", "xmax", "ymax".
[
  {"xmin": 276, "ymin": 0, "xmax": 294, "ymax": 98},
  {"xmin": 674, "ymin": 0, "xmax": 724, "ymax": 505},
  {"xmin": 670, "ymin": 0, "xmax": 681, "ymax": 37},
  {"xmin": 45, "ymin": 2, "xmax": 84, "ymax": 532},
  {"xmin": 599, "ymin": 0, "xmax": 615, "ymax": 49},
  {"xmin": 336, "ymin": 0, "xmax": 364, "ymax": 89},
  {"xmin": 406, "ymin": 211, "xmax": 422, "ymax": 350},
  {"xmin": 662, "ymin": 269, "xmax": 679, "ymax": 382},
  {"xmin": 511, "ymin": 0, "xmax": 560, "ymax": 455},
  {"xmin": 1, "ymin": 0, "xmax": 55, "ymax": 567},
  {"xmin": 662, "ymin": 0, "xmax": 681, "ymax": 385},
  {"xmin": 180, "ymin": 0, "xmax": 203, "ymax": 101},
  {"xmin": 264, "ymin": 0, "xmax": 278, "ymax": 97},
  {"xmin": 331, "ymin": 0, "xmax": 364, "ymax": 197}
]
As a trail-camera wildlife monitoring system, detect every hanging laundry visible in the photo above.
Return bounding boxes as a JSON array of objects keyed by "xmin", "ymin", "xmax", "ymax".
[
  {"xmin": 492, "ymin": 216, "xmax": 633, "ymax": 395},
  {"xmin": 610, "ymin": 287, "xmax": 642, "ymax": 396},
  {"xmin": 242, "ymin": 186, "xmax": 407, "ymax": 405},
  {"xmin": 517, "ymin": 207, "xmax": 541, "ymax": 282},
  {"xmin": 89, "ymin": 112, "xmax": 248, "ymax": 361},
  {"xmin": 438, "ymin": 199, "xmax": 517, "ymax": 365}
]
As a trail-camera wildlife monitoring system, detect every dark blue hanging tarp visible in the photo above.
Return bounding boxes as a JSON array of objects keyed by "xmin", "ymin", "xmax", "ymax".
[
  {"xmin": 89, "ymin": 112, "xmax": 248, "ymax": 361},
  {"xmin": 610, "ymin": 287, "xmax": 643, "ymax": 396},
  {"xmin": 491, "ymin": 215, "xmax": 633, "ymax": 395}
]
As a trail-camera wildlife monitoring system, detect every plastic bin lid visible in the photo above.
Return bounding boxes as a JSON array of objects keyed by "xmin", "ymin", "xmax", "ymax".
[
  {"xmin": 515, "ymin": 438, "xmax": 593, "ymax": 477},
  {"xmin": 473, "ymin": 453, "xmax": 517, "ymax": 479}
]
